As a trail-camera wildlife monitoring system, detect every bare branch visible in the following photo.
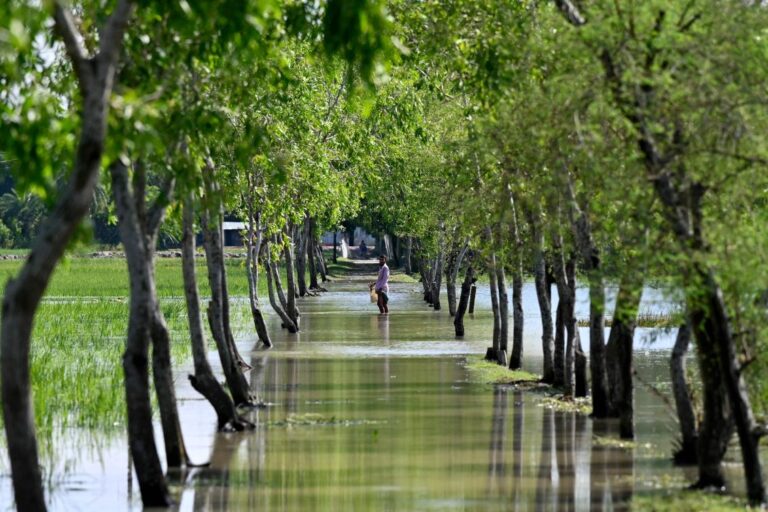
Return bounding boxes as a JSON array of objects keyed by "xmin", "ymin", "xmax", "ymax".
[
  {"xmin": 52, "ymin": 2, "xmax": 91, "ymax": 85},
  {"xmin": 554, "ymin": 0, "xmax": 587, "ymax": 26},
  {"xmin": 97, "ymin": 0, "xmax": 134, "ymax": 74},
  {"xmin": 148, "ymin": 176, "xmax": 176, "ymax": 237}
]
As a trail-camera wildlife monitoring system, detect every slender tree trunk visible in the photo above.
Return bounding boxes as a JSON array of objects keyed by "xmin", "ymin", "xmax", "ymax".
[
  {"xmin": 332, "ymin": 231, "xmax": 337, "ymax": 263},
  {"xmin": 110, "ymin": 161, "xmax": 171, "ymax": 507},
  {"xmin": 315, "ymin": 241, "xmax": 328, "ymax": 283},
  {"xmin": 308, "ymin": 232, "xmax": 320, "ymax": 290},
  {"xmin": 454, "ymin": 263, "xmax": 475, "ymax": 337},
  {"xmin": 531, "ymin": 218, "xmax": 554, "ymax": 383},
  {"xmin": 432, "ymin": 250, "xmax": 444, "ymax": 311},
  {"xmin": 201, "ymin": 207, "xmax": 253, "ymax": 407},
  {"xmin": 587, "ymin": 272, "xmax": 609, "ymax": 417},
  {"xmin": 552, "ymin": 240, "xmax": 576, "ymax": 396},
  {"xmin": 689, "ymin": 264, "xmax": 762, "ymax": 500},
  {"xmin": 671, "ymin": 321, "xmax": 698, "ymax": 465},
  {"xmin": 447, "ymin": 244, "xmax": 469, "ymax": 316},
  {"xmin": 445, "ymin": 250, "xmax": 458, "ymax": 316},
  {"xmin": 283, "ymin": 228, "xmax": 300, "ymax": 324},
  {"xmin": 486, "ymin": 253, "xmax": 501, "ymax": 362},
  {"xmin": 469, "ymin": 283, "xmax": 477, "ymax": 314},
  {"xmin": 294, "ymin": 219, "xmax": 309, "ymax": 296},
  {"xmin": 113, "ymin": 161, "xmax": 191, "ymax": 469},
  {"xmin": 510, "ymin": 262, "xmax": 524, "ymax": 370},
  {"xmin": 0, "ymin": 3, "xmax": 137, "ymax": 509},
  {"xmin": 182, "ymin": 194, "xmax": 249, "ymax": 431},
  {"xmin": 245, "ymin": 188, "xmax": 272, "ymax": 348},
  {"xmin": 506, "ymin": 188, "xmax": 525, "ymax": 369},
  {"xmin": 150, "ymin": 306, "xmax": 190, "ymax": 467},
  {"xmin": 496, "ymin": 265, "xmax": 509, "ymax": 367},
  {"xmin": 554, "ymin": 300, "xmax": 565, "ymax": 387},
  {"xmin": 263, "ymin": 245, "xmax": 298, "ymax": 333},
  {"xmin": 404, "ymin": 236, "xmax": 413, "ymax": 274},
  {"xmin": 603, "ymin": 276, "xmax": 642, "ymax": 436},
  {"xmin": 574, "ymin": 333, "xmax": 588, "ymax": 398}
]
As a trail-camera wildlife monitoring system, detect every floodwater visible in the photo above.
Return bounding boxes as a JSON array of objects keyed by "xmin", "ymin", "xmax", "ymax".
[{"xmin": 0, "ymin": 273, "xmax": 754, "ymax": 510}]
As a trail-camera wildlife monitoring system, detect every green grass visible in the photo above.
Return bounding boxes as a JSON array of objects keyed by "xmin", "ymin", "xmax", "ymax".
[
  {"xmin": 632, "ymin": 491, "xmax": 752, "ymax": 511},
  {"xmin": 0, "ymin": 255, "xmax": 286, "ymax": 299},
  {"xmin": 464, "ymin": 356, "xmax": 540, "ymax": 385},
  {"xmin": 0, "ymin": 256, "xmax": 285, "ymax": 451}
]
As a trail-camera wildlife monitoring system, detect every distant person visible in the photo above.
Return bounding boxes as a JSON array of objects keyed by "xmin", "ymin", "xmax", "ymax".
[
  {"xmin": 359, "ymin": 240, "xmax": 368, "ymax": 258},
  {"xmin": 371, "ymin": 255, "xmax": 389, "ymax": 314}
]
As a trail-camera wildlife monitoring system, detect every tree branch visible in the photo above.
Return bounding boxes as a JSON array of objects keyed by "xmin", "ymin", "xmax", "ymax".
[
  {"xmin": 97, "ymin": 0, "xmax": 134, "ymax": 74},
  {"xmin": 52, "ymin": 2, "xmax": 92, "ymax": 86},
  {"xmin": 147, "ymin": 176, "xmax": 176, "ymax": 237},
  {"xmin": 553, "ymin": 0, "xmax": 587, "ymax": 26}
]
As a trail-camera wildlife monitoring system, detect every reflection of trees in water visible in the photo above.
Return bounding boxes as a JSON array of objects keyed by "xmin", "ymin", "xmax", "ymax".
[
  {"xmin": 511, "ymin": 391, "xmax": 524, "ymax": 509},
  {"xmin": 190, "ymin": 432, "xmax": 248, "ymax": 510},
  {"xmin": 488, "ymin": 386, "xmax": 509, "ymax": 495},
  {"xmin": 488, "ymin": 391, "xmax": 635, "ymax": 510}
]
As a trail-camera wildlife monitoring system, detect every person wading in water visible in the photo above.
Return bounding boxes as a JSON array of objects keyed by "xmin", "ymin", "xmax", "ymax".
[{"xmin": 371, "ymin": 255, "xmax": 390, "ymax": 314}]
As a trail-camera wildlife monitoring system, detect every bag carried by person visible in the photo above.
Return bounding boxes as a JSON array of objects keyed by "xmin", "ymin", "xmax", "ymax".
[{"xmin": 369, "ymin": 287, "xmax": 378, "ymax": 303}]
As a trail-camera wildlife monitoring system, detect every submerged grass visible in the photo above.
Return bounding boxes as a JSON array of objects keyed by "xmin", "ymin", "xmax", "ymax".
[
  {"xmin": 0, "ymin": 256, "xmax": 282, "ymax": 452},
  {"xmin": 631, "ymin": 491, "xmax": 752, "ymax": 511},
  {"xmin": 464, "ymin": 357, "xmax": 540, "ymax": 385}
]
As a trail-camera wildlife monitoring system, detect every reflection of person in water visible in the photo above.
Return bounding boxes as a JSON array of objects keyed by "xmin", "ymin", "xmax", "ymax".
[{"xmin": 359, "ymin": 240, "xmax": 368, "ymax": 258}]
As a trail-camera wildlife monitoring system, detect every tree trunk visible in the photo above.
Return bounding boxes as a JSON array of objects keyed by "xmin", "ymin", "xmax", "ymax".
[
  {"xmin": 245, "ymin": 189, "xmax": 272, "ymax": 348},
  {"xmin": 445, "ymin": 250, "xmax": 458, "ymax": 316},
  {"xmin": 496, "ymin": 265, "xmax": 509, "ymax": 367},
  {"xmin": 574, "ymin": 333, "xmax": 588, "ymax": 398},
  {"xmin": 469, "ymin": 283, "xmax": 477, "ymax": 314},
  {"xmin": 506, "ymin": 187, "xmax": 525, "ymax": 370},
  {"xmin": 690, "ymin": 264, "xmax": 763, "ymax": 501},
  {"xmin": 0, "ymin": 3, "xmax": 137, "ymax": 509},
  {"xmin": 315, "ymin": 241, "xmax": 328, "ymax": 283},
  {"xmin": 447, "ymin": 244, "xmax": 469, "ymax": 317},
  {"xmin": 283, "ymin": 229, "xmax": 301, "ymax": 324},
  {"xmin": 333, "ymin": 231, "xmax": 338, "ymax": 263},
  {"xmin": 308, "ymin": 233, "xmax": 320, "ymax": 290},
  {"xmin": 113, "ymin": 160, "xmax": 191, "ymax": 469},
  {"xmin": 181, "ymin": 194, "xmax": 250, "ymax": 431},
  {"xmin": 486, "ymin": 254, "xmax": 501, "ymax": 362},
  {"xmin": 553, "ymin": 294, "xmax": 566, "ymax": 384},
  {"xmin": 510, "ymin": 262, "xmax": 524, "ymax": 370},
  {"xmin": 587, "ymin": 272, "xmax": 609, "ymax": 418},
  {"xmin": 454, "ymin": 264, "xmax": 475, "ymax": 337},
  {"xmin": 552, "ymin": 241, "xmax": 576, "ymax": 396},
  {"xmin": 201, "ymin": 209, "xmax": 253, "ymax": 407},
  {"xmin": 110, "ymin": 161, "xmax": 171, "ymax": 507},
  {"xmin": 263, "ymin": 245, "xmax": 298, "ymax": 333},
  {"xmin": 404, "ymin": 236, "xmax": 413, "ymax": 274},
  {"xmin": 431, "ymin": 251, "xmax": 444, "ymax": 311},
  {"xmin": 294, "ymin": 218, "xmax": 310, "ymax": 296},
  {"xmin": 603, "ymin": 276, "xmax": 642, "ymax": 436},
  {"xmin": 531, "ymin": 219, "xmax": 554, "ymax": 383},
  {"xmin": 671, "ymin": 322, "xmax": 698, "ymax": 465}
]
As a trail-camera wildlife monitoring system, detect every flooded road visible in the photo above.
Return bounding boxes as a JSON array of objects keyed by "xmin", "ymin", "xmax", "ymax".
[{"xmin": 0, "ymin": 272, "xmax": 749, "ymax": 510}]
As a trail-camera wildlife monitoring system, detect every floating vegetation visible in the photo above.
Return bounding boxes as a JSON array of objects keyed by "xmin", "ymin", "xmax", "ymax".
[
  {"xmin": 537, "ymin": 396, "xmax": 593, "ymax": 415},
  {"xmin": 464, "ymin": 357, "xmax": 540, "ymax": 385},
  {"xmin": 577, "ymin": 312, "xmax": 677, "ymax": 328},
  {"xmin": 267, "ymin": 413, "xmax": 383, "ymax": 428},
  {"xmin": 592, "ymin": 435, "xmax": 653, "ymax": 450}
]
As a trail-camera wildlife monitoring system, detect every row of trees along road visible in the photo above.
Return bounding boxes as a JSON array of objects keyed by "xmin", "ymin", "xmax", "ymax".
[
  {"xmin": 2, "ymin": 0, "xmax": 768, "ymax": 509},
  {"xmin": 355, "ymin": 0, "xmax": 768, "ymax": 507},
  {"xmin": 0, "ymin": 0, "xmax": 399, "ymax": 509}
]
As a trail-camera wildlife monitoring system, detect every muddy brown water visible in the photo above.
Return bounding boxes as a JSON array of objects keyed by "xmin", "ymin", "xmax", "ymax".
[{"xmin": 0, "ymin": 272, "xmax": 755, "ymax": 510}]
